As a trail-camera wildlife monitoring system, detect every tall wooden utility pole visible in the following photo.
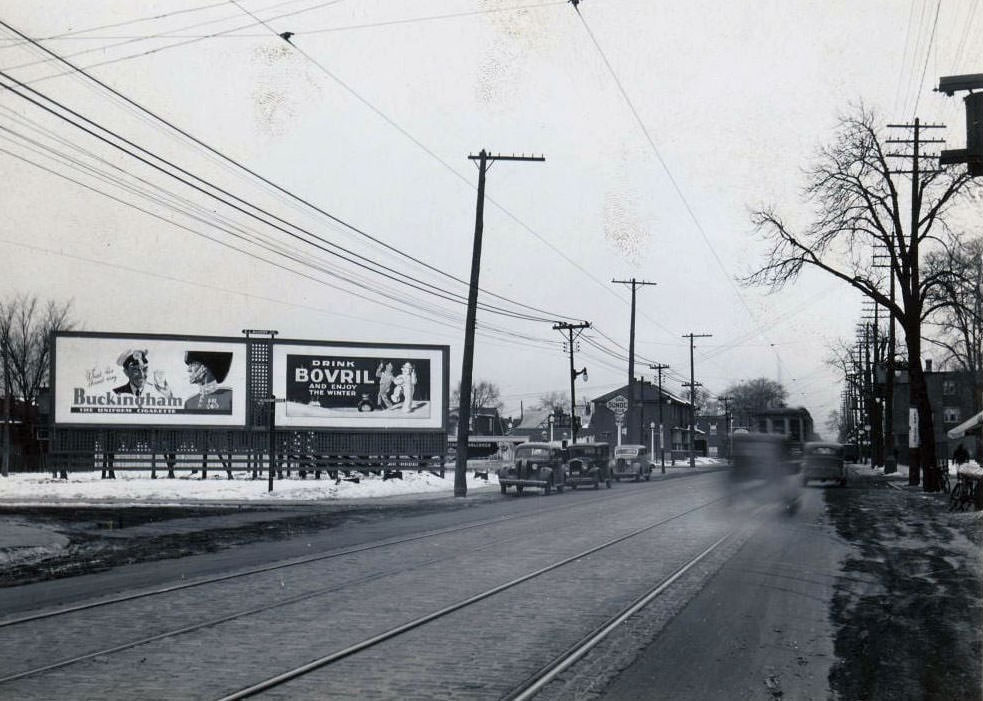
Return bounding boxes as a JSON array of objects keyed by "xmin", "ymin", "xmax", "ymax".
[
  {"xmin": 649, "ymin": 363, "xmax": 669, "ymax": 472},
  {"xmin": 457, "ymin": 150, "xmax": 544, "ymax": 497},
  {"xmin": 683, "ymin": 332, "xmax": 711, "ymax": 467},
  {"xmin": 718, "ymin": 394, "xmax": 733, "ymax": 461},
  {"xmin": 554, "ymin": 321, "xmax": 591, "ymax": 444},
  {"xmin": 612, "ymin": 279, "xmax": 656, "ymax": 444},
  {"xmin": 886, "ymin": 118, "xmax": 945, "ymax": 488}
]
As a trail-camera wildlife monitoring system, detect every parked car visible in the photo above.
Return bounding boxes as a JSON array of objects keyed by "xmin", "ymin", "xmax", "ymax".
[
  {"xmin": 498, "ymin": 442, "xmax": 566, "ymax": 495},
  {"xmin": 565, "ymin": 442, "xmax": 612, "ymax": 489},
  {"xmin": 801, "ymin": 441, "xmax": 847, "ymax": 486},
  {"xmin": 611, "ymin": 444, "xmax": 653, "ymax": 481}
]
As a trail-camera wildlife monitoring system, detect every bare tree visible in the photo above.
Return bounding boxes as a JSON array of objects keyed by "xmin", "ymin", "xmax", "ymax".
[
  {"xmin": 0, "ymin": 294, "xmax": 74, "ymax": 406},
  {"xmin": 721, "ymin": 377, "xmax": 788, "ymax": 429},
  {"xmin": 536, "ymin": 391, "xmax": 570, "ymax": 414},
  {"xmin": 746, "ymin": 106, "xmax": 978, "ymax": 490},
  {"xmin": 451, "ymin": 380, "xmax": 503, "ymax": 414}
]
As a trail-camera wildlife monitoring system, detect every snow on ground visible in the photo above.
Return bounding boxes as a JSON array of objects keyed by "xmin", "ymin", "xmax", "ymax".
[
  {"xmin": 0, "ymin": 467, "xmax": 500, "ymax": 504},
  {"xmin": 0, "ymin": 457, "xmax": 727, "ymax": 504}
]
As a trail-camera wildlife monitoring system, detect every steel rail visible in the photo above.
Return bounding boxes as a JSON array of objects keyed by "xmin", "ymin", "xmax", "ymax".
[
  {"xmin": 504, "ymin": 532, "xmax": 733, "ymax": 701},
  {"xmin": 215, "ymin": 495, "xmax": 728, "ymax": 700},
  {"xmin": 0, "ymin": 471, "xmax": 716, "ymax": 628}
]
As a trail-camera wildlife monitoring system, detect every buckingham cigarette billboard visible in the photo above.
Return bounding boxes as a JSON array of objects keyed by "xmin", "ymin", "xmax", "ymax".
[
  {"xmin": 272, "ymin": 342, "xmax": 448, "ymax": 430},
  {"xmin": 53, "ymin": 333, "xmax": 247, "ymax": 427}
]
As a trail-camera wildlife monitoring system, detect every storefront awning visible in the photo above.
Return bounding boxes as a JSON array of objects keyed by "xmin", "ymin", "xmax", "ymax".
[{"xmin": 948, "ymin": 410, "xmax": 983, "ymax": 440}]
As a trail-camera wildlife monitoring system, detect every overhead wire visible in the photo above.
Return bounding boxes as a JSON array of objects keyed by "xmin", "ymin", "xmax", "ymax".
[
  {"xmin": 0, "ymin": 134, "xmax": 565, "ymax": 356},
  {"xmin": 0, "ymin": 65, "xmax": 568, "ymax": 326},
  {"xmin": 0, "ymin": 18, "xmax": 584, "ymax": 325}
]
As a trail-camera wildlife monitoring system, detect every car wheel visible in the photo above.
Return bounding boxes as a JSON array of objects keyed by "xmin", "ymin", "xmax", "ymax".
[
  {"xmin": 839, "ymin": 478, "xmax": 847, "ymax": 487},
  {"xmin": 500, "ymin": 484, "xmax": 507, "ymax": 495},
  {"xmin": 556, "ymin": 483, "xmax": 564, "ymax": 494},
  {"xmin": 516, "ymin": 485, "xmax": 524, "ymax": 496},
  {"xmin": 543, "ymin": 480, "xmax": 552, "ymax": 496}
]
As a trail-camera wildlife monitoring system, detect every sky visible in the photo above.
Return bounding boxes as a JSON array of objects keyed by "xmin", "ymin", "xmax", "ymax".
[{"xmin": 0, "ymin": 0, "xmax": 981, "ymax": 438}]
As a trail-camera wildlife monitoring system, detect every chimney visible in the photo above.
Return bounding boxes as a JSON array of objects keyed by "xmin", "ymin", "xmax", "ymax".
[{"xmin": 925, "ymin": 358, "xmax": 933, "ymax": 372}]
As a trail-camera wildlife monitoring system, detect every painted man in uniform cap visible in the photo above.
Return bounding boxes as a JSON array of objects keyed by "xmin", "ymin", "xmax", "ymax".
[
  {"xmin": 113, "ymin": 349, "xmax": 172, "ymax": 398},
  {"xmin": 184, "ymin": 351, "xmax": 233, "ymax": 411}
]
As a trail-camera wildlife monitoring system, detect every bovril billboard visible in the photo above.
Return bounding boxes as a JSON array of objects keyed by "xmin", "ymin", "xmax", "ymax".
[
  {"xmin": 53, "ymin": 333, "xmax": 247, "ymax": 427},
  {"xmin": 271, "ymin": 342, "xmax": 447, "ymax": 430}
]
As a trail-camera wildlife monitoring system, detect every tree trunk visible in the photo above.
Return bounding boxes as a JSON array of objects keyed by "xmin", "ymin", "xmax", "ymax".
[{"xmin": 906, "ymin": 353, "xmax": 940, "ymax": 491}]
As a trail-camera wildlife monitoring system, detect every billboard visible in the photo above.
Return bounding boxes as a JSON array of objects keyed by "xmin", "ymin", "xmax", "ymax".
[
  {"xmin": 53, "ymin": 334, "xmax": 247, "ymax": 427},
  {"xmin": 272, "ymin": 343, "xmax": 447, "ymax": 430}
]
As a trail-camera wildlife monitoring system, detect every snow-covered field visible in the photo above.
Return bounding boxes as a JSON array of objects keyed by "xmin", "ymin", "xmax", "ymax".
[
  {"xmin": 0, "ymin": 457, "xmax": 726, "ymax": 504},
  {"xmin": 0, "ymin": 467, "xmax": 501, "ymax": 504}
]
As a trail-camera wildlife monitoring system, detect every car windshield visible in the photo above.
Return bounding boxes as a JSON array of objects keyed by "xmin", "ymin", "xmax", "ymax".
[{"xmin": 615, "ymin": 448, "xmax": 640, "ymax": 457}]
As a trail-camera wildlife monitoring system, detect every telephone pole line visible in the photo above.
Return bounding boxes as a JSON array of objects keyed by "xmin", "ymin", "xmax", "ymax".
[
  {"xmin": 649, "ymin": 363, "xmax": 669, "ymax": 473},
  {"xmin": 456, "ymin": 150, "xmax": 544, "ymax": 498},
  {"xmin": 612, "ymin": 278, "xmax": 657, "ymax": 444},
  {"xmin": 683, "ymin": 332, "xmax": 712, "ymax": 467},
  {"xmin": 554, "ymin": 321, "xmax": 591, "ymax": 444}
]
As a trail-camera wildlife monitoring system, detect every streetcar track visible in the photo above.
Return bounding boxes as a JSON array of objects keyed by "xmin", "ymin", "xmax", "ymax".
[
  {"xmin": 0, "ymin": 472, "xmax": 717, "ymax": 628},
  {"xmin": 0, "ymin": 524, "xmax": 527, "ymax": 685},
  {"xmin": 215, "ymin": 494, "xmax": 729, "ymax": 700},
  {"xmin": 504, "ymin": 531, "xmax": 734, "ymax": 701}
]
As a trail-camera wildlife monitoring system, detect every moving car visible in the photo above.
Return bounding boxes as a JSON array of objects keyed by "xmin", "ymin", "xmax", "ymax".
[
  {"xmin": 801, "ymin": 441, "xmax": 847, "ymax": 486},
  {"xmin": 565, "ymin": 442, "xmax": 612, "ymax": 489},
  {"xmin": 611, "ymin": 444, "xmax": 653, "ymax": 482},
  {"xmin": 498, "ymin": 442, "xmax": 566, "ymax": 495}
]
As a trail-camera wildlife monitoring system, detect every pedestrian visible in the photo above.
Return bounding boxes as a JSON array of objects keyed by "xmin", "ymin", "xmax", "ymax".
[{"xmin": 953, "ymin": 443, "xmax": 970, "ymax": 465}]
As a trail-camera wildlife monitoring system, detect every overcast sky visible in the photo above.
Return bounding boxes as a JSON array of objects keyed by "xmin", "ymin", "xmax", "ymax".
[{"xmin": 1, "ymin": 0, "xmax": 980, "ymax": 434}]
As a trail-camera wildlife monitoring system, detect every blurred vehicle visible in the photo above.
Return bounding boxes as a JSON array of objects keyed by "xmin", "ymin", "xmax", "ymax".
[
  {"xmin": 565, "ymin": 442, "xmax": 612, "ymax": 489},
  {"xmin": 498, "ymin": 442, "xmax": 566, "ymax": 496},
  {"xmin": 611, "ymin": 444, "xmax": 653, "ymax": 482},
  {"xmin": 801, "ymin": 442, "xmax": 847, "ymax": 486},
  {"xmin": 729, "ymin": 431, "xmax": 801, "ymax": 513},
  {"xmin": 731, "ymin": 432, "xmax": 789, "ymax": 482}
]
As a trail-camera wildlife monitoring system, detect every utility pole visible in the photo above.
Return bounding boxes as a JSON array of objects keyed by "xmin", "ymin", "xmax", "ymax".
[
  {"xmin": 649, "ymin": 363, "xmax": 669, "ymax": 472},
  {"xmin": 873, "ymin": 246, "xmax": 897, "ymax": 473},
  {"xmin": 2, "ymin": 330, "xmax": 9, "ymax": 478},
  {"xmin": 554, "ymin": 321, "xmax": 590, "ymax": 444},
  {"xmin": 457, "ymin": 150, "xmax": 544, "ymax": 497},
  {"xmin": 887, "ymin": 118, "xmax": 945, "ymax": 488},
  {"xmin": 683, "ymin": 333, "xmax": 711, "ymax": 467},
  {"xmin": 718, "ymin": 394, "xmax": 733, "ymax": 461},
  {"xmin": 612, "ymin": 279, "xmax": 656, "ymax": 444}
]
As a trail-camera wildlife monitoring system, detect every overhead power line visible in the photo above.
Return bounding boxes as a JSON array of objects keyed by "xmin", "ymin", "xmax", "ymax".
[{"xmin": 0, "ymin": 19, "xmax": 583, "ymax": 325}]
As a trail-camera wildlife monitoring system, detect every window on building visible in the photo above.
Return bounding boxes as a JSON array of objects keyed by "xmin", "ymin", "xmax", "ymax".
[
  {"xmin": 944, "ymin": 407, "xmax": 961, "ymax": 424},
  {"xmin": 790, "ymin": 419, "xmax": 802, "ymax": 442},
  {"xmin": 757, "ymin": 418, "xmax": 767, "ymax": 432},
  {"xmin": 772, "ymin": 417, "xmax": 787, "ymax": 435},
  {"xmin": 943, "ymin": 380, "xmax": 956, "ymax": 395},
  {"xmin": 709, "ymin": 423, "xmax": 717, "ymax": 435}
]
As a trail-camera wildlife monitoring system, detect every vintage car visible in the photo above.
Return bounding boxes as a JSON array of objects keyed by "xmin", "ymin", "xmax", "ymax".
[
  {"xmin": 611, "ymin": 444, "xmax": 653, "ymax": 481},
  {"xmin": 565, "ymin": 442, "xmax": 612, "ymax": 489},
  {"xmin": 498, "ymin": 442, "xmax": 566, "ymax": 495},
  {"xmin": 801, "ymin": 441, "xmax": 847, "ymax": 486}
]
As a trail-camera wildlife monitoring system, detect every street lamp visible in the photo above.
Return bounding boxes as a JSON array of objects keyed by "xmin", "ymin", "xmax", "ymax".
[{"xmin": 548, "ymin": 414, "xmax": 555, "ymax": 443}]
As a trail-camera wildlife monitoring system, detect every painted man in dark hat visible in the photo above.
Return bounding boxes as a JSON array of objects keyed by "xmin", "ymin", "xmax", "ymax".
[{"xmin": 184, "ymin": 351, "xmax": 233, "ymax": 411}]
